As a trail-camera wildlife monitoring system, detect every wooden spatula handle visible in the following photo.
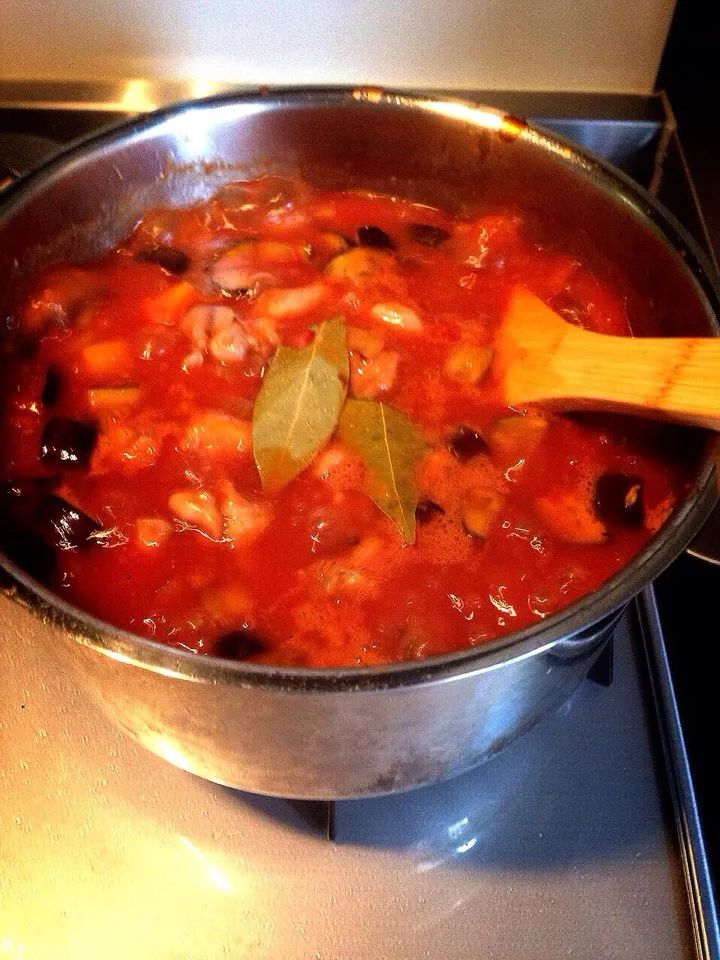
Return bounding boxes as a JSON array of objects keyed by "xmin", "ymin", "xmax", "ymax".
[{"xmin": 498, "ymin": 290, "xmax": 720, "ymax": 430}]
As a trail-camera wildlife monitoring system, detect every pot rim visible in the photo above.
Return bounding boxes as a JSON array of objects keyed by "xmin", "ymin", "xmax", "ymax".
[{"xmin": 1, "ymin": 86, "xmax": 719, "ymax": 692}]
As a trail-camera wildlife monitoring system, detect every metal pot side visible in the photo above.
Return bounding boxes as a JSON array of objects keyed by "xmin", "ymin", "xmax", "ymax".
[{"xmin": 1, "ymin": 89, "xmax": 718, "ymax": 798}]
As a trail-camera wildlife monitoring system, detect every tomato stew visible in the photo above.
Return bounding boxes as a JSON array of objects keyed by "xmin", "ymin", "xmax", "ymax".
[{"xmin": 0, "ymin": 176, "xmax": 693, "ymax": 667}]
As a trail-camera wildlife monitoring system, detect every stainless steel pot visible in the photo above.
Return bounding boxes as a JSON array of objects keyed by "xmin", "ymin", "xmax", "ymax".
[{"xmin": 1, "ymin": 89, "xmax": 719, "ymax": 799}]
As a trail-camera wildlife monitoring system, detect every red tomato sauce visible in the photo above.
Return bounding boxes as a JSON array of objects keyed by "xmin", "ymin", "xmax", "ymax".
[{"xmin": 0, "ymin": 176, "xmax": 693, "ymax": 667}]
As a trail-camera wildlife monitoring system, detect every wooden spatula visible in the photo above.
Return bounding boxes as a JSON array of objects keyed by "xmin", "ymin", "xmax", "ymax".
[{"xmin": 495, "ymin": 288, "xmax": 720, "ymax": 430}]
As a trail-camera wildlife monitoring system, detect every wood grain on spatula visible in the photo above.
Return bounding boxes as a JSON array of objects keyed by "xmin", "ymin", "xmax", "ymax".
[{"xmin": 495, "ymin": 288, "xmax": 720, "ymax": 430}]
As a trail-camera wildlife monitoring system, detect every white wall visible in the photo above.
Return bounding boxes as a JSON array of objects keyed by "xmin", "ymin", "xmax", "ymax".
[{"xmin": 0, "ymin": 0, "xmax": 676, "ymax": 94}]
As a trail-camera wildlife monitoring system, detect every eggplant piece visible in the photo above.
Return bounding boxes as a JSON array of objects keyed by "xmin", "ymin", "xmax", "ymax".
[
  {"xmin": 0, "ymin": 527, "xmax": 56, "ymax": 583},
  {"xmin": 213, "ymin": 630, "xmax": 267, "ymax": 660},
  {"xmin": 356, "ymin": 225, "xmax": 393, "ymax": 249},
  {"xmin": 408, "ymin": 223, "xmax": 451, "ymax": 247},
  {"xmin": 595, "ymin": 473, "xmax": 644, "ymax": 527},
  {"xmin": 36, "ymin": 495, "xmax": 102, "ymax": 550},
  {"xmin": 41, "ymin": 365, "xmax": 62, "ymax": 407},
  {"xmin": 40, "ymin": 418, "xmax": 98, "ymax": 469},
  {"xmin": 448, "ymin": 426, "xmax": 490, "ymax": 462},
  {"xmin": 11, "ymin": 335, "xmax": 39, "ymax": 359},
  {"xmin": 415, "ymin": 498, "xmax": 445, "ymax": 525},
  {"xmin": 135, "ymin": 245, "xmax": 190, "ymax": 275}
]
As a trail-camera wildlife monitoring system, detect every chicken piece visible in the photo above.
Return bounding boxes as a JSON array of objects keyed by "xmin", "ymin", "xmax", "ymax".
[
  {"xmin": 257, "ymin": 282, "xmax": 325, "ymax": 318},
  {"xmin": 169, "ymin": 489, "xmax": 223, "ymax": 540},
  {"xmin": 180, "ymin": 412, "xmax": 251, "ymax": 456},
  {"xmin": 444, "ymin": 343, "xmax": 494, "ymax": 385},
  {"xmin": 221, "ymin": 485, "xmax": 272, "ymax": 543},
  {"xmin": 489, "ymin": 412, "xmax": 548, "ymax": 462},
  {"xmin": 370, "ymin": 302, "xmax": 422, "ymax": 332}
]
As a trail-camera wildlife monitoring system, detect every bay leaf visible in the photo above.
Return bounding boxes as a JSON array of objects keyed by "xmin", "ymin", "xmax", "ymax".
[
  {"xmin": 339, "ymin": 398, "xmax": 429, "ymax": 543},
  {"xmin": 252, "ymin": 316, "xmax": 349, "ymax": 490}
]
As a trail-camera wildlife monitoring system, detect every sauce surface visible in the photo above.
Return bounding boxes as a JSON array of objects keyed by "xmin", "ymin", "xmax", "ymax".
[{"xmin": 0, "ymin": 176, "xmax": 691, "ymax": 666}]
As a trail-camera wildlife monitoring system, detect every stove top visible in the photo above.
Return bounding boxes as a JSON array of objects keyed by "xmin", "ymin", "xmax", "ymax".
[{"xmin": 0, "ymin": 85, "xmax": 718, "ymax": 960}]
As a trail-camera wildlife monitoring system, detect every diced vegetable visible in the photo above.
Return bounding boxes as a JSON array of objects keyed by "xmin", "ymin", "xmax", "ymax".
[
  {"xmin": 535, "ymin": 491, "xmax": 607, "ymax": 544},
  {"xmin": 448, "ymin": 426, "xmax": 490, "ymax": 462},
  {"xmin": 169, "ymin": 490, "xmax": 223, "ymax": 540},
  {"xmin": 82, "ymin": 341, "xmax": 134, "ymax": 382},
  {"xmin": 136, "ymin": 517, "xmax": 173, "ymax": 548},
  {"xmin": 181, "ymin": 412, "xmax": 251, "ymax": 455},
  {"xmin": 347, "ymin": 326, "xmax": 384, "ymax": 360},
  {"xmin": 462, "ymin": 487, "xmax": 503, "ymax": 540},
  {"xmin": 594, "ymin": 473, "xmax": 644, "ymax": 527},
  {"xmin": 370, "ymin": 302, "xmax": 422, "ymax": 331},
  {"xmin": 349, "ymin": 350, "xmax": 399, "ymax": 398},
  {"xmin": 444, "ymin": 344, "xmax": 493, "ymax": 385},
  {"xmin": 145, "ymin": 281, "xmax": 200, "ymax": 326},
  {"xmin": 357, "ymin": 225, "xmax": 393, "ymax": 248},
  {"xmin": 40, "ymin": 418, "xmax": 98, "ymax": 469},
  {"xmin": 489, "ymin": 413, "xmax": 548, "ymax": 461},
  {"xmin": 135, "ymin": 245, "xmax": 190, "ymax": 275},
  {"xmin": 88, "ymin": 386, "xmax": 142, "ymax": 410}
]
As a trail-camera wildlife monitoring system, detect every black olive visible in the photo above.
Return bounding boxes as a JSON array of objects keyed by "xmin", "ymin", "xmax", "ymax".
[
  {"xmin": 36, "ymin": 495, "xmax": 102, "ymax": 550},
  {"xmin": 448, "ymin": 426, "xmax": 489, "ymax": 462},
  {"xmin": 40, "ymin": 418, "xmax": 98, "ymax": 469},
  {"xmin": 594, "ymin": 473, "xmax": 644, "ymax": 527},
  {"xmin": 415, "ymin": 498, "xmax": 446, "ymax": 525},
  {"xmin": 213, "ymin": 630, "xmax": 267, "ymax": 660},
  {"xmin": 0, "ymin": 527, "xmax": 56, "ymax": 584},
  {"xmin": 356, "ymin": 225, "xmax": 393, "ymax": 249},
  {"xmin": 41, "ymin": 365, "xmax": 62, "ymax": 406},
  {"xmin": 135, "ymin": 245, "xmax": 190, "ymax": 275},
  {"xmin": 408, "ymin": 223, "xmax": 451, "ymax": 247}
]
